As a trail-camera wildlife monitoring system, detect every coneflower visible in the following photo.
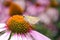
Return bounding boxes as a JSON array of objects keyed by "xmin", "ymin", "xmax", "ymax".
[
  {"xmin": 0, "ymin": 15, "xmax": 50, "ymax": 40},
  {"xmin": 0, "ymin": 1, "xmax": 24, "ymax": 23}
]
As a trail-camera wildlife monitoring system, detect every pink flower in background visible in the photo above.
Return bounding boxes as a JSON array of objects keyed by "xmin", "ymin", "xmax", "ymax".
[
  {"xmin": 38, "ymin": 8, "xmax": 59, "ymax": 24},
  {"xmin": 24, "ymin": 4, "xmax": 45, "ymax": 17},
  {"xmin": 36, "ymin": 0, "xmax": 50, "ymax": 6},
  {"xmin": 46, "ymin": 8, "xmax": 59, "ymax": 22},
  {"xmin": 0, "ymin": 3, "xmax": 10, "ymax": 23},
  {"xmin": 38, "ymin": 13, "xmax": 51, "ymax": 25},
  {"xmin": 0, "ymin": 3, "xmax": 40, "ymax": 25},
  {"xmin": 14, "ymin": 0, "xmax": 59, "ymax": 34},
  {"xmin": 38, "ymin": 8, "xmax": 59, "ymax": 36},
  {"xmin": 0, "ymin": 0, "xmax": 25, "ymax": 23},
  {"xmin": 0, "ymin": 15, "xmax": 51, "ymax": 40},
  {"xmin": 24, "ymin": 5, "xmax": 37, "ymax": 16}
]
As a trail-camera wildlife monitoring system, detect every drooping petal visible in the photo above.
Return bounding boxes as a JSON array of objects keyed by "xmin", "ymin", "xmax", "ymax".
[
  {"xmin": 0, "ymin": 31, "xmax": 11, "ymax": 40},
  {"xmin": 0, "ymin": 23, "xmax": 7, "ymax": 32},
  {"xmin": 17, "ymin": 34, "xmax": 22, "ymax": 40},
  {"xmin": 24, "ymin": 15, "xmax": 40, "ymax": 24},
  {"xmin": 0, "ymin": 23, "xmax": 6, "ymax": 28},
  {"xmin": 21, "ymin": 34, "xmax": 27, "ymax": 40},
  {"xmin": 10, "ymin": 34, "xmax": 18, "ymax": 40},
  {"xmin": 25, "ymin": 33, "xmax": 33, "ymax": 40},
  {"xmin": 29, "ymin": 30, "xmax": 51, "ymax": 40},
  {"xmin": 0, "ymin": 28, "xmax": 6, "ymax": 32}
]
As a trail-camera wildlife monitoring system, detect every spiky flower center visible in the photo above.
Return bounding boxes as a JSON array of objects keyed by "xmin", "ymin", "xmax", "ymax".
[{"xmin": 6, "ymin": 15, "xmax": 32, "ymax": 34}]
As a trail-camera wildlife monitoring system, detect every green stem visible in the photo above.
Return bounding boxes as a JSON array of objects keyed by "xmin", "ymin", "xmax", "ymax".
[{"xmin": 8, "ymin": 32, "xmax": 12, "ymax": 40}]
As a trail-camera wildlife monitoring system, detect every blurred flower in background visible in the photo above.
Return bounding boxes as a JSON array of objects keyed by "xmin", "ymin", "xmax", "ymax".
[
  {"xmin": 23, "ymin": 0, "xmax": 59, "ymax": 39},
  {"xmin": 0, "ymin": 0, "xmax": 10, "ymax": 23},
  {"xmin": 0, "ymin": 0, "xmax": 25, "ymax": 23}
]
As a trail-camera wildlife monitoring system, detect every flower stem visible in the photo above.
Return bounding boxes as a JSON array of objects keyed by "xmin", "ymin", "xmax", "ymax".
[{"xmin": 8, "ymin": 32, "xmax": 12, "ymax": 40}]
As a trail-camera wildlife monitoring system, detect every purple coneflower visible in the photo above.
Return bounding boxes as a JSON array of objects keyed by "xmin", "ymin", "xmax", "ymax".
[
  {"xmin": 0, "ymin": 2, "xmax": 10, "ymax": 23},
  {"xmin": 0, "ymin": 0, "xmax": 25, "ymax": 23},
  {"xmin": 36, "ymin": 0, "xmax": 50, "ymax": 6},
  {"xmin": 0, "ymin": 0, "xmax": 40, "ymax": 24},
  {"xmin": 0, "ymin": 15, "xmax": 50, "ymax": 40}
]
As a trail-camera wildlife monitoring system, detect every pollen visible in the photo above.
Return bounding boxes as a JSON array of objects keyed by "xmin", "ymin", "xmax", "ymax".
[
  {"xmin": 9, "ymin": 3, "xmax": 24, "ymax": 16},
  {"xmin": 6, "ymin": 15, "xmax": 32, "ymax": 34}
]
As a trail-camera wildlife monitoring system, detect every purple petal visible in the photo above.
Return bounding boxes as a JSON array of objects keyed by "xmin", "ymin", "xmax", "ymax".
[
  {"xmin": 25, "ymin": 33, "xmax": 33, "ymax": 40},
  {"xmin": 24, "ymin": 5, "xmax": 46, "ymax": 17},
  {"xmin": 36, "ymin": 6, "xmax": 45, "ymax": 13},
  {"xmin": 29, "ymin": 30, "xmax": 51, "ymax": 40},
  {"xmin": 17, "ymin": 34, "xmax": 22, "ymax": 40},
  {"xmin": 36, "ymin": 0, "xmax": 50, "ymax": 5},
  {"xmin": 0, "ymin": 4, "xmax": 2, "ymax": 12},
  {"xmin": 0, "ymin": 23, "xmax": 7, "ymax": 32},
  {"xmin": 26, "ymin": 5, "xmax": 37, "ymax": 16},
  {"xmin": 10, "ymin": 34, "xmax": 18, "ymax": 40},
  {"xmin": 46, "ymin": 8, "xmax": 59, "ymax": 22},
  {"xmin": 21, "ymin": 34, "xmax": 27, "ymax": 40},
  {"xmin": 0, "ymin": 31, "xmax": 11, "ymax": 40},
  {"xmin": 0, "ymin": 28, "xmax": 6, "ymax": 32},
  {"xmin": 39, "ymin": 13, "xmax": 51, "ymax": 25},
  {"xmin": 0, "ymin": 7, "xmax": 10, "ymax": 23},
  {"xmin": 0, "ymin": 23, "xmax": 6, "ymax": 28}
]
